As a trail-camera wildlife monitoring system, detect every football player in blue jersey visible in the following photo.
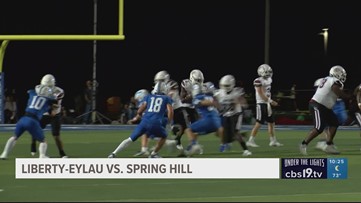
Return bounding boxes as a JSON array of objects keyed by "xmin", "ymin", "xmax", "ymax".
[
  {"xmin": 30, "ymin": 74, "xmax": 68, "ymax": 158},
  {"xmin": 183, "ymin": 83, "xmax": 225, "ymax": 156},
  {"xmin": 131, "ymin": 70, "xmax": 176, "ymax": 156},
  {"xmin": 0, "ymin": 85, "xmax": 57, "ymax": 159},
  {"xmin": 108, "ymin": 81, "xmax": 174, "ymax": 158}
]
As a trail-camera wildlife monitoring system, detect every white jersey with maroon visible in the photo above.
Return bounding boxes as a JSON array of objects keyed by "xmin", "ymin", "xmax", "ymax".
[
  {"xmin": 167, "ymin": 89, "xmax": 182, "ymax": 110},
  {"xmin": 180, "ymin": 79, "xmax": 194, "ymax": 108},
  {"xmin": 253, "ymin": 76, "xmax": 272, "ymax": 104},
  {"xmin": 53, "ymin": 86, "xmax": 64, "ymax": 114},
  {"xmin": 312, "ymin": 76, "xmax": 343, "ymax": 109},
  {"xmin": 36, "ymin": 85, "xmax": 64, "ymax": 115},
  {"xmin": 214, "ymin": 87, "xmax": 244, "ymax": 117}
]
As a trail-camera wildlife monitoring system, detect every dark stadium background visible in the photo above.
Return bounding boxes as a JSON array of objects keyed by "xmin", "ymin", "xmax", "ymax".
[{"xmin": 1, "ymin": 0, "xmax": 360, "ymax": 118}]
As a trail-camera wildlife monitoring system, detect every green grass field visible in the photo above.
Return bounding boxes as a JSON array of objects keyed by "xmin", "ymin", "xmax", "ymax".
[{"xmin": 1, "ymin": 125, "xmax": 361, "ymax": 202}]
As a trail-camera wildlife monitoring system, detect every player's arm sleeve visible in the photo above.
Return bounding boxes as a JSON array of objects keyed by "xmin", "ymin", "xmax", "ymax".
[{"xmin": 166, "ymin": 103, "xmax": 174, "ymax": 125}]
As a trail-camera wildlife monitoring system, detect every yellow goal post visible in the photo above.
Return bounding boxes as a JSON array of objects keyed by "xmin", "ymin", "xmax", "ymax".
[{"xmin": 0, "ymin": 0, "xmax": 124, "ymax": 124}]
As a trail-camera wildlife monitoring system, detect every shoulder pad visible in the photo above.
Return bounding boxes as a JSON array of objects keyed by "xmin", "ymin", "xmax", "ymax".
[
  {"xmin": 233, "ymin": 87, "xmax": 245, "ymax": 95},
  {"xmin": 37, "ymin": 86, "xmax": 55, "ymax": 99},
  {"xmin": 54, "ymin": 86, "xmax": 65, "ymax": 99},
  {"xmin": 334, "ymin": 80, "xmax": 344, "ymax": 89}
]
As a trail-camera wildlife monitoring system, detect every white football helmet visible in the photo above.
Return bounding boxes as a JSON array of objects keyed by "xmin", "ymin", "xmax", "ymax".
[
  {"xmin": 329, "ymin": 65, "xmax": 346, "ymax": 83},
  {"xmin": 134, "ymin": 89, "xmax": 149, "ymax": 102},
  {"xmin": 189, "ymin": 69, "xmax": 204, "ymax": 85},
  {"xmin": 203, "ymin": 81, "xmax": 216, "ymax": 95},
  {"xmin": 257, "ymin": 64, "xmax": 273, "ymax": 78},
  {"xmin": 166, "ymin": 79, "xmax": 179, "ymax": 91},
  {"xmin": 40, "ymin": 74, "xmax": 56, "ymax": 87},
  {"xmin": 152, "ymin": 81, "xmax": 167, "ymax": 95},
  {"xmin": 219, "ymin": 74, "xmax": 235, "ymax": 93},
  {"xmin": 154, "ymin": 70, "xmax": 170, "ymax": 84}
]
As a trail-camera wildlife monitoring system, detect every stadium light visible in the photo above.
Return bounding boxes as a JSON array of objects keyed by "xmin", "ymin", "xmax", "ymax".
[{"xmin": 319, "ymin": 28, "xmax": 329, "ymax": 56}]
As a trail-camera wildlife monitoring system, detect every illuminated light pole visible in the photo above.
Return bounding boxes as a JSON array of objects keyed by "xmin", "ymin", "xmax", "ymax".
[{"xmin": 319, "ymin": 28, "xmax": 329, "ymax": 56}]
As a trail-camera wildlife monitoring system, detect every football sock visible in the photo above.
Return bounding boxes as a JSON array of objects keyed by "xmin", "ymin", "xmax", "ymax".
[
  {"xmin": 1, "ymin": 136, "xmax": 16, "ymax": 158},
  {"xmin": 31, "ymin": 140, "xmax": 37, "ymax": 153},
  {"xmin": 59, "ymin": 150, "xmax": 66, "ymax": 157},
  {"xmin": 113, "ymin": 138, "xmax": 133, "ymax": 154},
  {"xmin": 240, "ymin": 141, "xmax": 248, "ymax": 150},
  {"xmin": 39, "ymin": 142, "xmax": 48, "ymax": 158}
]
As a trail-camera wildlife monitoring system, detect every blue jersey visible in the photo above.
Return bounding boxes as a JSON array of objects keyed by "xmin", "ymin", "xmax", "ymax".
[
  {"xmin": 333, "ymin": 98, "xmax": 347, "ymax": 125},
  {"xmin": 25, "ymin": 90, "xmax": 55, "ymax": 120},
  {"xmin": 14, "ymin": 89, "xmax": 56, "ymax": 141},
  {"xmin": 129, "ymin": 94, "xmax": 173, "ymax": 141},
  {"xmin": 190, "ymin": 93, "xmax": 222, "ymax": 135},
  {"xmin": 141, "ymin": 94, "xmax": 173, "ymax": 123},
  {"xmin": 193, "ymin": 94, "xmax": 219, "ymax": 118}
]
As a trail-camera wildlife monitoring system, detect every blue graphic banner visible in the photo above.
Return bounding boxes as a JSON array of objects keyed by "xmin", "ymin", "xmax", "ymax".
[
  {"xmin": 327, "ymin": 158, "xmax": 348, "ymax": 179},
  {"xmin": 281, "ymin": 158, "xmax": 347, "ymax": 179}
]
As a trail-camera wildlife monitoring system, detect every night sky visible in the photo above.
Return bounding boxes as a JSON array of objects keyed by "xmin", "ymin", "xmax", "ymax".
[{"xmin": 1, "ymin": 0, "xmax": 360, "ymax": 114}]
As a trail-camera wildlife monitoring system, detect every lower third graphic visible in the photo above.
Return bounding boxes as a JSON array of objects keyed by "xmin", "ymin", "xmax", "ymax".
[{"xmin": 281, "ymin": 158, "xmax": 348, "ymax": 179}]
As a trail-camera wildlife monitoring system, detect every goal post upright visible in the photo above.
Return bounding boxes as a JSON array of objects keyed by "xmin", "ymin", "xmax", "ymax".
[
  {"xmin": 0, "ymin": 0, "xmax": 124, "ymax": 124},
  {"xmin": 0, "ymin": 40, "xmax": 9, "ymax": 123}
]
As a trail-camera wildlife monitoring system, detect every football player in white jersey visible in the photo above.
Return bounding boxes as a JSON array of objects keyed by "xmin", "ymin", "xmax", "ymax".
[
  {"xmin": 30, "ymin": 74, "xmax": 68, "ymax": 158},
  {"xmin": 214, "ymin": 75, "xmax": 252, "ymax": 156},
  {"xmin": 165, "ymin": 79, "xmax": 192, "ymax": 156},
  {"xmin": 299, "ymin": 65, "xmax": 350, "ymax": 155},
  {"xmin": 246, "ymin": 64, "xmax": 283, "ymax": 148},
  {"xmin": 313, "ymin": 77, "xmax": 349, "ymax": 151},
  {"xmin": 178, "ymin": 69, "xmax": 204, "ymax": 148}
]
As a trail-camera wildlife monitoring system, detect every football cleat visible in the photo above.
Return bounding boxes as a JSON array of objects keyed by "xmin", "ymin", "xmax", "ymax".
[
  {"xmin": 133, "ymin": 151, "xmax": 150, "ymax": 157},
  {"xmin": 315, "ymin": 141, "xmax": 327, "ymax": 151},
  {"xmin": 242, "ymin": 150, "xmax": 252, "ymax": 156},
  {"xmin": 39, "ymin": 155, "xmax": 50, "ymax": 158},
  {"xmin": 108, "ymin": 153, "xmax": 116, "ymax": 158},
  {"xmin": 299, "ymin": 144, "xmax": 308, "ymax": 156},
  {"xmin": 219, "ymin": 143, "xmax": 232, "ymax": 152},
  {"xmin": 269, "ymin": 141, "xmax": 284, "ymax": 147},
  {"xmin": 246, "ymin": 140, "xmax": 259, "ymax": 147},
  {"xmin": 149, "ymin": 153, "xmax": 162, "ymax": 158},
  {"xmin": 324, "ymin": 145, "xmax": 340, "ymax": 155}
]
